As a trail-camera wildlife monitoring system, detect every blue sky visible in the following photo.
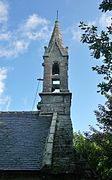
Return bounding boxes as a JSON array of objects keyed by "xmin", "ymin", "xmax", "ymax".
[{"xmin": 0, "ymin": 0, "xmax": 111, "ymax": 132}]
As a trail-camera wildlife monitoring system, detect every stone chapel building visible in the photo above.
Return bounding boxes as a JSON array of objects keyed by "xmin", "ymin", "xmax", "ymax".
[{"xmin": 0, "ymin": 17, "xmax": 95, "ymax": 180}]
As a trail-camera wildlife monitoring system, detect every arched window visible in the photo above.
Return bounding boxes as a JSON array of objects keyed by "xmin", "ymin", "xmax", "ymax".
[{"xmin": 52, "ymin": 63, "xmax": 59, "ymax": 75}]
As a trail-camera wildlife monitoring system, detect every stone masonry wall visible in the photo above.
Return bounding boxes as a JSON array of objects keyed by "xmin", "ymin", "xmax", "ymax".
[
  {"xmin": 52, "ymin": 114, "xmax": 74, "ymax": 173},
  {"xmin": 38, "ymin": 93, "xmax": 71, "ymax": 115},
  {"xmin": 38, "ymin": 92, "xmax": 74, "ymax": 173},
  {"xmin": 43, "ymin": 43, "xmax": 68, "ymax": 93}
]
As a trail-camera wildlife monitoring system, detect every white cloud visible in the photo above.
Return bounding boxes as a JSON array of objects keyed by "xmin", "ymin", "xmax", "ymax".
[
  {"xmin": 0, "ymin": 95, "xmax": 11, "ymax": 110},
  {"xmin": 99, "ymin": 13, "xmax": 112, "ymax": 27},
  {"xmin": 21, "ymin": 14, "xmax": 50, "ymax": 41},
  {"xmin": 71, "ymin": 21, "xmax": 96, "ymax": 42},
  {"xmin": 0, "ymin": 2, "xmax": 53, "ymax": 58},
  {"xmin": 0, "ymin": 67, "xmax": 11, "ymax": 110},
  {"xmin": 0, "ymin": 40, "xmax": 29, "ymax": 58},
  {"xmin": 0, "ymin": 31, "xmax": 11, "ymax": 40},
  {"xmin": 0, "ymin": 2, "xmax": 51, "ymax": 58},
  {"xmin": 87, "ymin": 21, "xmax": 96, "ymax": 27},
  {"xmin": 11, "ymin": 40, "xmax": 29, "ymax": 55},
  {"xmin": 71, "ymin": 14, "xmax": 112, "ymax": 43},
  {"xmin": 0, "ymin": 0, "xmax": 8, "ymax": 23},
  {"xmin": 23, "ymin": 14, "xmax": 48, "ymax": 30},
  {"xmin": 0, "ymin": 68, "xmax": 7, "ymax": 95},
  {"xmin": 71, "ymin": 27, "xmax": 82, "ymax": 42},
  {"xmin": 25, "ymin": 26, "xmax": 50, "ymax": 40}
]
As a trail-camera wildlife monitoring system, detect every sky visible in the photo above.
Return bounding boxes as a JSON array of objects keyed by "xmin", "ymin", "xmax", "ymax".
[{"xmin": 0, "ymin": 0, "xmax": 111, "ymax": 132}]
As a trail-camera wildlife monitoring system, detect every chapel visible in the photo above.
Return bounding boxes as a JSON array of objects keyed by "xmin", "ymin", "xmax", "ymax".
[{"xmin": 0, "ymin": 16, "xmax": 95, "ymax": 180}]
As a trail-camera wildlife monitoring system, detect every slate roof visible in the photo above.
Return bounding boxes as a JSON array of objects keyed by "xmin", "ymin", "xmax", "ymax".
[{"xmin": 0, "ymin": 111, "xmax": 52, "ymax": 171}]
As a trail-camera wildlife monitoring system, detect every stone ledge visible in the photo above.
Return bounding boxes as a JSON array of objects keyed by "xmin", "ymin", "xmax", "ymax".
[
  {"xmin": 39, "ymin": 92, "xmax": 72, "ymax": 96},
  {"xmin": 42, "ymin": 113, "xmax": 58, "ymax": 168},
  {"xmin": 0, "ymin": 111, "xmax": 39, "ymax": 115}
]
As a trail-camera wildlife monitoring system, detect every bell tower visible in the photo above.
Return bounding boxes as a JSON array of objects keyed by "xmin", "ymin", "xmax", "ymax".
[
  {"xmin": 42, "ymin": 17, "xmax": 69, "ymax": 94},
  {"xmin": 37, "ymin": 16, "xmax": 74, "ymax": 172},
  {"xmin": 38, "ymin": 17, "xmax": 72, "ymax": 115}
]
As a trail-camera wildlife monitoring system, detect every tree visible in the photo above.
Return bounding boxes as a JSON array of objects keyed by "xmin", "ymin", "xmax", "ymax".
[
  {"xmin": 99, "ymin": 0, "xmax": 112, "ymax": 12},
  {"xmin": 79, "ymin": 0, "xmax": 112, "ymax": 132},
  {"xmin": 73, "ymin": 1, "xmax": 112, "ymax": 179},
  {"xmin": 94, "ymin": 93, "xmax": 112, "ymax": 132},
  {"xmin": 74, "ymin": 132, "xmax": 112, "ymax": 180}
]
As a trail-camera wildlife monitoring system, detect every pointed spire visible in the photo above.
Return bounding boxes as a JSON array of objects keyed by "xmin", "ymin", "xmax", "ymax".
[
  {"xmin": 56, "ymin": 10, "xmax": 58, "ymax": 21},
  {"xmin": 48, "ymin": 12, "xmax": 65, "ymax": 50}
]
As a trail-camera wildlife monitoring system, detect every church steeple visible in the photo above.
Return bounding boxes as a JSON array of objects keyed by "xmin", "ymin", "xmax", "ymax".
[
  {"xmin": 48, "ymin": 15, "xmax": 65, "ymax": 50},
  {"xmin": 37, "ymin": 18, "xmax": 73, "ymax": 172},
  {"xmin": 42, "ymin": 18, "xmax": 69, "ymax": 93},
  {"xmin": 37, "ymin": 16, "xmax": 71, "ymax": 112}
]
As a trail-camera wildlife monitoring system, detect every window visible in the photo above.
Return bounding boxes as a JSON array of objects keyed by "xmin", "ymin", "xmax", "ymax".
[
  {"xmin": 52, "ymin": 80, "xmax": 60, "ymax": 85},
  {"xmin": 52, "ymin": 63, "xmax": 59, "ymax": 75},
  {"xmin": 52, "ymin": 79, "xmax": 60, "ymax": 93}
]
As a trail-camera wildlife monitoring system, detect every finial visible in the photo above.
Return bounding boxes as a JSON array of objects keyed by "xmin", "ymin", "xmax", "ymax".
[{"xmin": 56, "ymin": 10, "xmax": 58, "ymax": 21}]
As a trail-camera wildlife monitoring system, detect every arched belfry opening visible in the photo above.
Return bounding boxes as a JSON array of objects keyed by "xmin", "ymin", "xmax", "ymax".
[
  {"xmin": 52, "ymin": 63, "xmax": 59, "ymax": 75},
  {"xmin": 52, "ymin": 62, "xmax": 60, "ymax": 92}
]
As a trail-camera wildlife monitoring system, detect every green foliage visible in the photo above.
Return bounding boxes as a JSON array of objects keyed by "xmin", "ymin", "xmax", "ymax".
[
  {"xmin": 79, "ymin": 0, "xmax": 112, "ymax": 96},
  {"xmin": 99, "ymin": 0, "xmax": 112, "ymax": 12},
  {"xmin": 74, "ymin": 132, "xmax": 112, "ymax": 180},
  {"xmin": 79, "ymin": 0, "xmax": 112, "ymax": 131},
  {"xmin": 75, "ymin": 1, "xmax": 112, "ymax": 179},
  {"xmin": 95, "ymin": 93, "xmax": 112, "ymax": 132},
  {"xmin": 73, "ymin": 132, "xmax": 101, "ymax": 172},
  {"xmin": 79, "ymin": 22, "xmax": 112, "ymax": 95}
]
